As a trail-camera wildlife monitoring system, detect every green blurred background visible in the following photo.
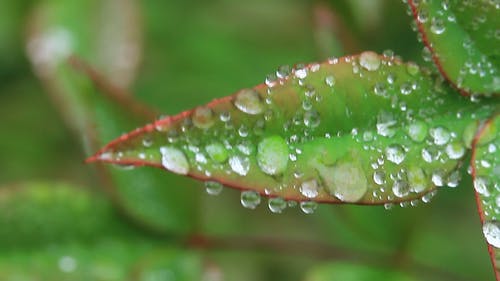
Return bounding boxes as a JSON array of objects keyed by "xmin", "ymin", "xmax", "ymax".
[{"xmin": 0, "ymin": 0, "xmax": 492, "ymax": 280}]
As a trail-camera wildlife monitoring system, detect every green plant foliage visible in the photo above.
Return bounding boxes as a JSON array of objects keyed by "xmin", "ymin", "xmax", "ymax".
[
  {"xmin": 1, "ymin": 0, "xmax": 499, "ymax": 280},
  {"xmin": 408, "ymin": 0, "xmax": 499, "ymax": 95}
]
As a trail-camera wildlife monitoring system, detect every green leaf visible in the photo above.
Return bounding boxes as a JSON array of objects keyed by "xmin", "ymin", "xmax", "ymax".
[
  {"xmin": 26, "ymin": 0, "xmax": 199, "ymax": 234},
  {"xmin": 304, "ymin": 262, "xmax": 416, "ymax": 281},
  {"xmin": 88, "ymin": 52, "xmax": 497, "ymax": 205},
  {"xmin": 0, "ymin": 240, "xmax": 202, "ymax": 281},
  {"xmin": 471, "ymin": 111, "xmax": 500, "ymax": 279},
  {"xmin": 0, "ymin": 182, "xmax": 114, "ymax": 249},
  {"xmin": 408, "ymin": 0, "xmax": 500, "ymax": 96}
]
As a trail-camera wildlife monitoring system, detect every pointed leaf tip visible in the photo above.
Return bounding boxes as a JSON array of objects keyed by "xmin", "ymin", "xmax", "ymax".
[{"xmin": 88, "ymin": 52, "xmax": 487, "ymax": 205}]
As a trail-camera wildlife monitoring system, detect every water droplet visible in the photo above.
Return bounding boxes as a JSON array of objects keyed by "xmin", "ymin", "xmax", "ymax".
[
  {"xmin": 58, "ymin": 256, "xmax": 77, "ymax": 273},
  {"xmin": 373, "ymin": 170, "xmax": 386, "ymax": 185},
  {"xmin": 431, "ymin": 171, "xmax": 445, "ymax": 187},
  {"xmin": 268, "ymin": 197, "xmax": 287, "ymax": 213},
  {"xmin": 205, "ymin": 181, "xmax": 223, "ymax": 195},
  {"xmin": 205, "ymin": 142, "xmax": 229, "ymax": 163},
  {"xmin": 229, "ymin": 155, "xmax": 250, "ymax": 176},
  {"xmin": 385, "ymin": 145, "xmax": 406, "ymax": 165},
  {"xmin": 430, "ymin": 126, "xmax": 451, "ymax": 145},
  {"xmin": 320, "ymin": 161, "xmax": 367, "ymax": 202},
  {"xmin": 325, "ymin": 75, "xmax": 335, "ymax": 87},
  {"xmin": 359, "ymin": 51, "xmax": 381, "ymax": 71},
  {"xmin": 474, "ymin": 176, "xmax": 491, "ymax": 196},
  {"xmin": 406, "ymin": 121, "xmax": 428, "ymax": 142},
  {"xmin": 300, "ymin": 179, "xmax": 320, "ymax": 199},
  {"xmin": 430, "ymin": 17, "xmax": 446, "ymax": 34},
  {"xmin": 300, "ymin": 201, "xmax": 318, "ymax": 214},
  {"xmin": 406, "ymin": 62, "xmax": 420, "ymax": 76},
  {"xmin": 240, "ymin": 191, "xmax": 261, "ymax": 209},
  {"xmin": 234, "ymin": 89, "xmax": 264, "ymax": 115},
  {"xmin": 392, "ymin": 180, "xmax": 410, "ymax": 198},
  {"xmin": 407, "ymin": 166, "xmax": 427, "ymax": 193},
  {"xmin": 257, "ymin": 136, "xmax": 289, "ymax": 176},
  {"xmin": 400, "ymin": 82, "xmax": 413, "ymax": 95},
  {"xmin": 304, "ymin": 110, "xmax": 321, "ymax": 128},
  {"xmin": 160, "ymin": 146, "xmax": 190, "ymax": 175},
  {"xmin": 192, "ymin": 106, "xmax": 215, "ymax": 129},
  {"xmin": 295, "ymin": 67, "xmax": 308, "ymax": 79},
  {"xmin": 445, "ymin": 142, "xmax": 465, "ymax": 159},
  {"xmin": 373, "ymin": 82, "xmax": 388, "ymax": 97},
  {"xmin": 483, "ymin": 221, "xmax": 500, "ymax": 248}
]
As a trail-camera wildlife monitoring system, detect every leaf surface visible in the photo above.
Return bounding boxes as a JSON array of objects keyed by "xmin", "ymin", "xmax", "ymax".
[
  {"xmin": 471, "ymin": 111, "xmax": 500, "ymax": 279},
  {"xmin": 408, "ymin": 0, "xmax": 500, "ymax": 96},
  {"xmin": 88, "ymin": 52, "xmax": 496, "ymax": 205}
]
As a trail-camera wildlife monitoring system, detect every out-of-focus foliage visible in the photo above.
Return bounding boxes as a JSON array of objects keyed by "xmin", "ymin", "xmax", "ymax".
[{"xmin": 0, "ymin": 0, "xmax": 494, "ymax": 280}]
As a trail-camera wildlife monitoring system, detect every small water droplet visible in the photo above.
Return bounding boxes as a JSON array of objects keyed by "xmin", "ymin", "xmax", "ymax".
[
  {"xmin": 385, "ymin": 144, "xmax": 406, "ymax": 165},
  {"xmin": 192, "ymin": 107, "xmax": 215, "ymax": 129},
  {"xmin": 229, "ymin": 155, "xmax": 250, "ymax": 176},
  {"xmin": 408, "ymin": 166, "xmax": 427, "ymax": 193},
  {"xmin": 483, "ymin": 221, "xmax": 500, "ymax": 248},
  {"xmin": 325, "ymin": 75, "xmax": 335, "ymax": 87},
  {"xmin": 373, "ymin": 170, "xmax": 386, "ymax": 185},
  {"xmin": 304, "ymin": 110, "xmax": 321, "ymax": 128},
  {"xmin": 430, "ymin": 126, "xmax": 451, "ymax": 145},
  {"xmin": 474, "ymin": 176, "xmax": 491, "ymax": 196},
  {"xmin": 430, "ymin": 17, "xmax": 446, "ymax": 34},
  {"xmin": 205, "ymin": 142, "xmax": 229, "ymax": 163},
  {"xmin": 392, "ymin": 180, "xmax": 410, "ymax": 198},
  {"xmin": 234, "ymin": 89, "xmax": 264, "ymax": 115},
  {"xmin": 445, "ymin": 142, "xmax": 465, "ymax": 159},
  {"xmin": 160, "ymin": 146, "xmax": 190, "ymax": 175},
  {"xmin": 300, "ymin": 201, "xmax": 318, "ymax": 214},
  {"xmin": 205, "ymin": 181, "xmax": 223, "ymax": 195},
  {"xmin": 241, "ymin": 191, "xmax": 261, "ymax": 209},
  {"xmin": 268, "ymin": 197, "xmax": 287, "ymax": 213},
  {"xmin": 406, "ymin": 121, "xmax": 428, "ymax": 142},
  {"xmin": 359, "ymin": 51, "xmax": 381, "ymax": 71}
]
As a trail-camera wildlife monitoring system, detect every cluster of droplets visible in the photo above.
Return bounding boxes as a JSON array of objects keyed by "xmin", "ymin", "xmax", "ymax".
[
  {"xmin": 105, "ymin": 49, "xmax": 491, "ymax": 214},
  {"xmin": 471, "ymin": 119, "xmax": 500, "ymax": 249}
]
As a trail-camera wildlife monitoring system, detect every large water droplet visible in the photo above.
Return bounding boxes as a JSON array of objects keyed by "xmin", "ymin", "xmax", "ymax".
[
  {"xmin": 229, "ymin": 155, "xmax": 250, "ymax": 176},
  {"xmin": 385, "ymin": 144, "xmax": 406, "ymax": 165},
  {"xmin": 483, "ymin": 221, "xmax": 500, "ymax": 248},
  {"xmin": 205, "ymin": 181, "xmax": 223, "ymax": 195},
  {"xmin": 240, "ymin": 191, "xmax": 261, "ymax": 209},
  {"xmin": 257, "ymin": 136, "xmax": 289, "ymax": 176},
  {"xmin": 268, "ymin": 197, "xmax": 287, "ymax": 213},
  {"xmin": 160, "ymin": 146, "xmax": 190, "ymax": 175},
  {"xmin": 320, "ymin": 162, "xmax": 368, "ymax": 202},
  {"xmin": 300, "ymin": 201, "xmax": 318, "ymax": 214},
  {"xmin": 234, "ymin": 89, "xmax": 264, "ymax": 115},
  {"xmin": 359, "ymin": 51, "xmax": 381, "ymax": 71},
  {"xmin": 192, "ymin": 106, "xmax": 215, "ymax": 129}
]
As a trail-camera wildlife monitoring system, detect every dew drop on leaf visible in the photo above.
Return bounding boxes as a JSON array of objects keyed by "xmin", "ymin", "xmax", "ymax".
[
  {"xmin": 192, "ymin": 106, "xmax": 215, "ymax": 129},
  {"xmin": 406, "ymin": 120, "xmax": 428, "ymax": 142},
  {"xmin": 234, "ymin": 89, "xmax": 264, "ymax": 115},
  {"xmin": 229, "ymin": 155, "xmax": 250, "ymax": 176},
  {"xmin": 359, "ymin": 51, "xmax": 381, "ymax": 71},
  {"xmin": 300, "ymin": 179, "xmax": 320, "ymax": 199},
  {"xmin": 205, "ymin": 181, "xmax": 223, "ymax": 196},
  {"xmin": 240, "ymin": 191, "xmax": 261, "ymax": 209},
  {"xmin": 160, "ymin": 146, "xmax": 190, "ymax": 175},
  {"xmin": 205, "ymin": 142, "xmax": 229, "ymax": 163},
  {"xmin": 268, "ymin": 197, "xmax": 287, "ymax": 213},
  {"xmin": 299, "ymin": 201, "xmax": 318, "ymax": 214},
  {"xmin": 483, "ymin": 221, "xmax": 500, "ymax": 248},
  {"xmin": 257, "ymin": 136, "xmax": 289, "ymax": 176},
  {"xmin": 385, "ymin": 144, "xmax": 406, "ymax": 165},
  {"xmin": 392, "ymin": 180, "xmax": 410, "ymax": 198}
]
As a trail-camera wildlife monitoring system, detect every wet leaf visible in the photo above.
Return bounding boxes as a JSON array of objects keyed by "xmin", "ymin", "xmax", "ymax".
[
  {"xmin": 408, "ymin": 0, "xmax": 500, "ymax": 96},
  {"xmin": 88, "ymin": 52, "xmax": 496, "ymax": 205},
  {"xmin": 304, "ymin": 262, "xmax": 415, "ymax": 281},
  {"xmin": 471, "ymin": 111, "xmax": 500, "ymax": 279},
  {"xmin": 26, "ymin": 0, "xmax": 198, "ymax": 234}
]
